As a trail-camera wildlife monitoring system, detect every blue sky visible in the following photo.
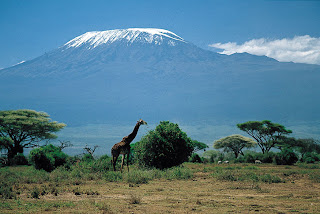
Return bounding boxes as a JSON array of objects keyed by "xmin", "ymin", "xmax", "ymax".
[{"xmin": 1, "ymin": 0, "xmax": 320, "ymax": 68}]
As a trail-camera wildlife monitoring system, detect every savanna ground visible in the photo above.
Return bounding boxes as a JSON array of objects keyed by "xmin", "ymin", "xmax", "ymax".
[{"xmin": 1, "ymin": 163, "xmax": 319, "ymax": 213}]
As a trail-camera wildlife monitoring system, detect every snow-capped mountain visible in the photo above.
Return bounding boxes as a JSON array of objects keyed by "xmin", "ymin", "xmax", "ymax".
[
  {"xmin": 1, "ymin": 28, "xmax": 217, "ymax": 77},
  {"xmin": 64, "ymin": 28, "xmax": 185, "ymax": 48},
  {"xmin": 0, "ymin": 28, "xmax": 319, "ymax": 126}
]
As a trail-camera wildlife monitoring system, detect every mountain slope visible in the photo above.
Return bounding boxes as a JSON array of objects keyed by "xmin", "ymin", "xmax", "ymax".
[{"xmin": 0, "ymin": 28, "xmax": 319, "ymax": 125}]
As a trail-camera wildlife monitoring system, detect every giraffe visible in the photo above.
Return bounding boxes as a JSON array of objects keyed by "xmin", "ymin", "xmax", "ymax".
[{"xmin": 111, "ymin": 119, "xmax": 147, "ymax": 172}]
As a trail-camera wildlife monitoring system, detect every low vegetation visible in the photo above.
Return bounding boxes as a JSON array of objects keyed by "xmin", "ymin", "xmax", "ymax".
[
  {"xmin": 1, "ymin": 110, "xmax": 320, "ymax": 212},
  {"xmin": 0, "ymin": 163, "xmax": 319, "ymax": 213}
]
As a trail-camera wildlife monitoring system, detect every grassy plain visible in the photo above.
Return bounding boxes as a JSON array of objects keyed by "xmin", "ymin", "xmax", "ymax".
[{"xmin": 1, "ymin": 163, "xmax": 319, "ymax": 213}]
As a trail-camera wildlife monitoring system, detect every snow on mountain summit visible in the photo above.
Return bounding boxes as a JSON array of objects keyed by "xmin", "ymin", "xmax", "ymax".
[{"xmin": 64, "ymin": 28, "xmax": 186, "ymax": 49}]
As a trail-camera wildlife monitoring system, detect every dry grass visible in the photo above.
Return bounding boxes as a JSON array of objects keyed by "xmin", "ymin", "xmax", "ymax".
[{"xmin": 1, "ymin": 163, "xmax": 319, "ymax": 213}]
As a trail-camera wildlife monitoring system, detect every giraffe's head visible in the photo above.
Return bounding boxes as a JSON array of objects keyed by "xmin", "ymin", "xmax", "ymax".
[{"xmin": 137, "ymin": 119, "xmax": 147, "ymax": 125}]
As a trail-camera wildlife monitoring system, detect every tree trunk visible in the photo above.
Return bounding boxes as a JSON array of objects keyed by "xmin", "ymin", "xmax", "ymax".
[
  {"xmin": 234, "ymin": 152, "xmax": 239, "ymax": 159},
  {"xmin": 7, "ymin": 143, "xmax": 24, "ymax": 159}
]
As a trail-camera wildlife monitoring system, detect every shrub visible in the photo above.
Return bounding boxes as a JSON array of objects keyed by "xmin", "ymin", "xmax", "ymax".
[
  {"xmin": 275, "ymin": 148, "xmax": 298, "ymax": 165},
  {"xmin": 64, "ymin": 156, "xmax": 81, "ymax": 170},
  {"xmin": 31, "ymin": 187, "xmax": 40, "ymax": 199},
  {"xmin": 134, "ymin": 121, "xmax": 194, "ymax": 169},
  {"xmin": 260, "ymin": 174, "xmax": 283, "ymax": 183},
  {"xmin": 129, "ymin": 194, "xmax": 141, "ymax": 204},
  {"xmin": 309, "ymin": 172, "xmax": 320, "ymax": 183},
  {"xmin": 82, "ymin": 154, "xmax": 94, "ymax": 162},
  {"xmin": 260, "ymin": 152, "xmax": 276, "ymax": 163},
  {"xmin": 126, "ymin": 170, "xmax": 152, "ymax": 184},
  {"xmin": 91, "ymin": 155, "xmax": 113, "ymax": 172},
  {"xmin": 189, "ymin": 153, "xmax": 202, "ymax": 163},
  {"xmin": 302, "ymin": 152, "xmax": 320, "ymax": 163},
  {"xmin": 29, "ymin": 144, "xmax": 68, "ymax": 172},
  {"xmin": 8, "ymin": 153, "xmax": 28, "ymax": 166},
  {"xmin": 104, "ymin": 171, "xmax": 123, "ymax": 182},
  {"xmin": 244, "ymin": 152, "xmax": 256, "ymax": 163},
  {"xmin": 202, "ymin": 150, "xmax": 221, "ymax": 163},
  {"xmin": 237, "ymin": 151, "xmax": 276, "ymax": 164},
  {"xmin": 164, "ymin": 166, "xmax": 193, "ymax": 180},
  {"xmin": 0, "ymin": 182, "xmax": 16, "ymax": 199}
]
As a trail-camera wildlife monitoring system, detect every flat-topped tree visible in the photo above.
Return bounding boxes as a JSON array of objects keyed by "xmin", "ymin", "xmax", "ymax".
[
  {"xmin": 214, "ymin": 134, "xmax": 257, "ymax": 158},
  {"xmin": 237, "ymin": 120, "xmax": 292, "ymax": 154},
  {"xmin": 0, "ymin": 110, "xmax": 66, "ymax": 159}
]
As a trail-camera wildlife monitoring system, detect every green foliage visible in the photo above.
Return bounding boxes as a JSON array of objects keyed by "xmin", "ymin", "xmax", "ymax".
[
  {"xmin": 0, "ymin": 110, "xmax": 66, "ymax": 159},
  {"xmin": 237, "ymin": 151, "xmax": 276, "ymax": 164},
  {"xmin": 297, "ymin": 163, "xmax": 320, "ymax": 169},
  {"xmin": 104, "ymin": 171, "xmax": 123, "ymax": 182},
  {"xmin": 8, "ymin": 153, "xmax": 28, "ymax": 166},
  {"xmin": 309, "ymin": 172, "xmax": 320, "ymax": 183},
  {"xmin": 81, "ymin": 154, "xmax": 94, "ymax": 162},
  {"xmin": 29, "ymin": 144, "xmax": 68, "ymax": 172},
  {"xmin": 211, "ymin": 166, "xmax": 283, "ymax": 183},
  {"xmin": 189, "ymin": 153, "xmax": 203, "ymax": 163},
  {"xmin": 0, "ymin": 181, "xmax": 16, "ymax": 199},
  {"xmin": 134, "ymin": 121, "xmax": 194, "ymax": 169},
  {"xmin": 191, "ymin": 140, "xmax": 208, "ymax": 152},
  {"xmin": 126, "ymin": 170, "xmax": 152, "ymax": 184},
  {"xmin": 293, "ymin": 138, "xmax": 320, "ymax": 161},
  {"xmin": 275, "ymin": 148, "xmax": 298, "ymax": 165},
  {"xmin": 31, "ymin": 187, "xmax": 40, "ymax": 199},
  {"xmin": 202, "ymin": 150, "xmax": 222, "ymax": 163},
  {"xmin": 237, "ymin": 120, "xmax": 292, "ymax": 154},
  {"xmin": 301, "ymin": 152, "xmax": 320, "ymax": 163},
  {"xmin": 85, "ymin": 155, "xmax": 113, "ymax": 172},
  {"xmin": 214, "ymin": 134, "xmax": 257, "ymax": 158},
  {"xmin": 163, "ymin": 166, "xmax": 193, "ymax": 180}
]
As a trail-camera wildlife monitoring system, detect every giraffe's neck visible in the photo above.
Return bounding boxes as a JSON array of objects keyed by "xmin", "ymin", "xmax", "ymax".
[{"xmin": 125, "ymin": 122, "xmax": 141, "ymax": 144}]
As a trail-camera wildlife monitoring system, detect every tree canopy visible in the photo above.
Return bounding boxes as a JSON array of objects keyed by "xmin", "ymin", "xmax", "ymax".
[
  {"xmin": 134, "ymin": 121, "xmax": 194, "ymax": 169},
  {"xmin": 191, "ymin": 140, "xmax": 208, "ymax": 153},
  {"xmin": 237, "ymin": 120, "xmax": 292, "ymax": 154},
  {"xmin": 0, "ymin": 109, "xmax": 66, "ymax": 159},
  {"xmin": 214, "ymin": 134, "xmax": 257, "ymax": 158}
]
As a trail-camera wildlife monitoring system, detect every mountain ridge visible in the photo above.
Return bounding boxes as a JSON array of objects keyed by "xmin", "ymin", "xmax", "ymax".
[
  {"xmin": 64, "ymin": 28, "xmax": 186, "ymax": 49},
  {"xmin": 0, "ymin": 28, "xmax": 319, "ymax": 126}
]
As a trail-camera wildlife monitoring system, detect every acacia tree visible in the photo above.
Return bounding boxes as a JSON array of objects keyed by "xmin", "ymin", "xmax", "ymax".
[
  {"xmin": 0, "ymin": 110, "xmax": 66, "ymax": 159},
  {"xmin": 214, "ymin": 134, "xmax": 257, "ymax": 158},
  {"xmin": 237, "ymin": 120, "xmax": 292, "ymax": 154},
  {"xmin": 191, "ymin": 140, "xmax": 208, "ymax": 153}
]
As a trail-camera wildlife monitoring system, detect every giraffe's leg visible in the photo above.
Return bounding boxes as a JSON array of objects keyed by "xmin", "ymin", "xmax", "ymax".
[
  {"xmin": 121, "ymin": 154, "xmax": 125, "ymax": 173},
  {"xmin": 112, "ymin": 155, "xmax": 118, "ymax": 171},
  {"xmin": 127, "ymin": 151, "xmax": 130, "ymax": 172}
]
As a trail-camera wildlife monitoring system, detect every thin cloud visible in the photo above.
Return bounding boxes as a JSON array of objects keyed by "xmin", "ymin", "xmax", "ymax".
[{"xmin": 209, "ymin": 35, "xmax": 320, "ymax": 65}]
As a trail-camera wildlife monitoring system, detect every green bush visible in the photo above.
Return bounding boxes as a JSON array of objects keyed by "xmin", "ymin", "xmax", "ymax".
[
  {"xmin": 104, "ymin": 171, "xmax": 123, "ymax": 182},
  {"xmin": 163, "ymin": 166, "xmax": 193, "ymax": 180},
  {"xmin": 64, "ymin": 156, "xmax": 81, "ymax": 170},
  {"xmin": 260, "ymin": 174, "xmax": 283, "ymax": 183},
  {"xmin": 236, "ymin": 151, "xmax": 276, "ymax": 163},
  {"xmin": 202, "ymin": 150, "xmax": 221, "ymax": 163},
  {"xmin": 31, "ymin": 187, "xmax": 40, "ymax": 199},
  {"xmin": 134, "ymin": 121, "xmax": 194, "ymax": 169},
  {"xmin": 244, "ymin": 152, "xmax": 256, "ymax": 163},
  {"xmin": 0, "ymin": 181, "xmax": 16, "ymax": 199},
  {"xmin": 126, "ymin": 170, "xmax": 152, "ymax": 184},
  {"xmin": 8, "ymin": 153, "xmax": 28, "ymax": 166},
  {"xmin": 275, "ymin": 148, "xmax": 298, "ymax": 165},
  {"xmin": 82, "ymin": 154, "xmax": 94, "ymax": 162},
  {"xmin": 189, "ymin": 153, "xmax": 203, "ymax": 163},
  {"xmin": 89, "ymin": 155, "xmax": 113, "ymax": 172},
  {"xmin": 302, "ymin": 152, "xmax": 320, "ymax": 163},
  {"xmin": 256, "ymin": 152, "xmax": 276, "ymax": 163},
  {"xmin": 29, "ymin": 144, "xmax": 68, "ymax": 172}
]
